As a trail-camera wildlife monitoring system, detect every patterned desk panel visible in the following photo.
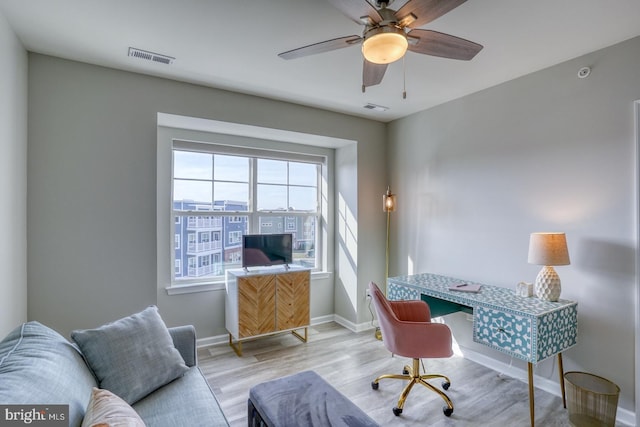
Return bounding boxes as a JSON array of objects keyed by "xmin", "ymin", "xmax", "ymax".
[{"xmin": 387, "ymin": 273, "xmax": 578, "ymax": 363}]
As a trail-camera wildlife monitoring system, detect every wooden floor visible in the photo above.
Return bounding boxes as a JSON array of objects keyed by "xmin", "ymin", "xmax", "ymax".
[{"xmin": 198, "ymin": 322, "xmax": 617, "ymax": 427}]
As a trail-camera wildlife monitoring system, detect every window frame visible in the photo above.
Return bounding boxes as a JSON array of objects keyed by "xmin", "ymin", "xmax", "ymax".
[{"xmin": 170, "ymin": 142, "xmax": 325, "ymax": 288}]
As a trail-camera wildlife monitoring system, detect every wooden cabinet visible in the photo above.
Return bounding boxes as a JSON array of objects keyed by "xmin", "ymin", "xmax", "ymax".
[{"xmin": 225, "ymin": 266, "xmax": 310, "ymax": 355}]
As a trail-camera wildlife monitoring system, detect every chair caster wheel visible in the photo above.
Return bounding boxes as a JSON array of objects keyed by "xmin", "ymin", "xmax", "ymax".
[
  {"xmin": 393, "ymin": 407, "xmax": 402, "ymax": 416},
  {"xmin": 443, "ymin": 406, "xmax": 453, "ymax": 417},
  {"xmin": 402, "ymin": 369, "xmax": 409, "ymax": 375},
  {"xmin": 371, "ymin": 381, "xmax": 379, "ymax": 390},
  {"xmin": 442, "ymin": 381, "xmax": 450, "ymax": 390}
]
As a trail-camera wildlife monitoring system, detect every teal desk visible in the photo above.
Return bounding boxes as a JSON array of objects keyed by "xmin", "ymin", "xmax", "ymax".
[{"xmin": 387, "ymin": 273, "xmax": 578, "ymax": 427}]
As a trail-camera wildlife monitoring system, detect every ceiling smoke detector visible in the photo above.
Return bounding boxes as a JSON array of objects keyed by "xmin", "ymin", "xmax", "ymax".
[
  {"xmin": 577, "ymin": 66, "xmax": 591, "ymax": 78},
  {"xmin": 128, "ymin": 47, "xmax": 175, "ymax": 65}
]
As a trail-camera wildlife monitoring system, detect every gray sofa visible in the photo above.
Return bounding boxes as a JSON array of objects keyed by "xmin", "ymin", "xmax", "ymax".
[{"xmin": 0, "ymin": 307, "xmax": 229, "ymax": 427}]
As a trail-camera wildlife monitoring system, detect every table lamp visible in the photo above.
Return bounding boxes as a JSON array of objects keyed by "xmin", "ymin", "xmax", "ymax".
[{"xmin": 527, "ymin": 232, "xmax": 570, "ymax": 302}]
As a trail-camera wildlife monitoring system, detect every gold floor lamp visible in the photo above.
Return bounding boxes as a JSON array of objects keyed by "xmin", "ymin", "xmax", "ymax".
[
  {"xmin": 376, "ymin": 186, "xmax": 396, "ymax": 340},
  {"xmin": 384, "ymin": 186, "xmax": 397, "ymax": 286}
]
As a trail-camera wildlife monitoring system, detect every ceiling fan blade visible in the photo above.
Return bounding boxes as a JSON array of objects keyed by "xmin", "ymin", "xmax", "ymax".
[
  {"xmin": 362, "ymin": 60, "xmax": 388, "ymax": 89},
  {"xmin": 407, "ymin": 29, "xmax": 482, "ymax": 60},
  {"xmin": 278, "ymin": 35, "xmax": 362, "ymax": 60},
  {"xmin": 395, "ymin": 0, "xmax": 467, "ymax": 29},
  {"xmin": 325, "ymin": 0, "xmax": 382, "ymax": 25}
]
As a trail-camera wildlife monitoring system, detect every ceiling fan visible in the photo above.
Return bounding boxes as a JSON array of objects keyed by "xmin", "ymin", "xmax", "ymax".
[{"xmin": 278, "ymin": 0, "xmax": 483, "ymax": 95}]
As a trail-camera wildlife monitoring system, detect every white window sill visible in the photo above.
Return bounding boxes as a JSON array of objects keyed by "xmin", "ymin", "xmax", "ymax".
[
  {"xmin": 165, "ymin": 271, "xmax": 332, "ymax": 295},
  {"xmin": 165, "ymin": 281, "xmax": 225, "ymax": 295}
]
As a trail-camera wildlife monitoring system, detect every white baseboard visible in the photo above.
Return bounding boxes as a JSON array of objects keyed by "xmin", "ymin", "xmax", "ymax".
[
  {"xmin": 196, "ymin": 334, "xmax": 228, "ymax": 348},
  {"xmin": 333, "ymin": 314, "xmax": 377, "ymax": 333},
  {"xmin": 310, "ymin": 314, "xmax": 335, "ymax": 326}
]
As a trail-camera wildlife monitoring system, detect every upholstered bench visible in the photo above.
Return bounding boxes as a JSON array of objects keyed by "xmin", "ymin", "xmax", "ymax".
[{"xmin": 248, "ymin": 370, "xmax": 379, "ymax": 427}]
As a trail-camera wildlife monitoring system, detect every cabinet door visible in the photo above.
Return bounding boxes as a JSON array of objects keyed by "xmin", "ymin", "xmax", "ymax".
[
  {"xmin": 276, "ymin": 271, "xmax": 310, "ymax": 331},
  {"xmin": 238, "ymin": 275, "xmax": 276, "ymax": 338}
]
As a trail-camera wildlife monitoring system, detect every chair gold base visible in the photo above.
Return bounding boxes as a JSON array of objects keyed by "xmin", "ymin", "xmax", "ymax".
[
  {"xmin": 372, "ymin": 358, "xmax": 454, "ymax": 416},
  {"xmin": 374, "ymin": 327, "xmax": 382, "ymax": 341}
]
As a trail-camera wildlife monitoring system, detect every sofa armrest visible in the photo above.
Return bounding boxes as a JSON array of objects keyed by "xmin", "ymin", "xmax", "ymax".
[{"xmin": 168, "ymin": 325, "xmax": 197, "ymax": 367}]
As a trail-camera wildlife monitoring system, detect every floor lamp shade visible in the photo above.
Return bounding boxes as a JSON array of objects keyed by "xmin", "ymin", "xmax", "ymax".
[
  {"xmin": 528, "ymin": 233, "xmax": 570, "ymax": 301},
  {"xmin": 383, "ymin": 187, "xmax": 396, "ymax": 212}
]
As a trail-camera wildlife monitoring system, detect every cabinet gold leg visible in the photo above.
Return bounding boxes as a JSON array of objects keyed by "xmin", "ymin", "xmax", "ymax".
[
  {"xmin": 291, "ymin": 327, "xmax": 308, "ymax": 343},
  {"xmin": 228, "ymin": 333, "xmax": 243, "ymax": 357},
  {"xmin": 528, "ymin": 362, "xmax": 535, "ymax": 427}
]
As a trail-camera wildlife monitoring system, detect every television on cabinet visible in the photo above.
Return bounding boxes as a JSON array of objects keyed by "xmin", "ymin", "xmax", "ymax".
[{"xmin": 242, "ymin": 233, "xmax": 293, "ymax": 269}]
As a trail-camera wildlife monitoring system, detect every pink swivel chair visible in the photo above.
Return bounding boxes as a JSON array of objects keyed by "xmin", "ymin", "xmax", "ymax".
[{"xmin": 369, "ymin": 281, "xmax": 454, "ymax": 417}]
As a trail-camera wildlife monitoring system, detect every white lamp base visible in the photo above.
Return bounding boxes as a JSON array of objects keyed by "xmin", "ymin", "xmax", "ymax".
[{"xmin": 535, "ymin": 265, "xmax": 561, "ymax": 302}]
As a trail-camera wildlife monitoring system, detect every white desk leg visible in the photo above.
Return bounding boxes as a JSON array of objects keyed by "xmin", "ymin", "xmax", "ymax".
[{"xmin": 528, "ymin": 362, "xmax": 535, "ymax": 427}]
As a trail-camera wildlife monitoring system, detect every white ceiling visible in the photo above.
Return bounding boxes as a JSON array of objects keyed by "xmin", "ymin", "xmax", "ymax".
[{"xmin": 2, "ymin": 0, "xmax": 640, "ymax": 122}]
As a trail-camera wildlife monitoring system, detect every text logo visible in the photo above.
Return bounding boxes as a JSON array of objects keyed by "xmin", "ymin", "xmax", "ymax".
[{"xmin": 0, "ymin": 405, "xmax": 68, "ymax": 426}]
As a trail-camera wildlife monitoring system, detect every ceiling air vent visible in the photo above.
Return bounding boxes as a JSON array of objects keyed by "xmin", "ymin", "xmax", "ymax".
[
  {"xmin": 128, "ymin": 47, "xmax": 175, "ymax": 65},
  {"xmin": 363, "ymin": 103, "xmax": 389, "ymax": 112}
]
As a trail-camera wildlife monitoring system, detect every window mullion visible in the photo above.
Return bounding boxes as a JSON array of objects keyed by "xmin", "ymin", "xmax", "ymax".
[
  {"xmin": 286, "ymin": 161, "xmax": 290, "ymax": 213},
  {"xmin": 211, "ymin": 154, "xmax": 216, "ymax": 207},
  {"xmin": 250, "ymin": 157, "xmax": 258, "ymax": 234}
]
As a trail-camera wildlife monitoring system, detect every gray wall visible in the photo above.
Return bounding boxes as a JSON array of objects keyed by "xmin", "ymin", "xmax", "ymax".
[
  {"xmin": 27, "ymin": 54, "xmax": 387, "ymax": 338},
  {"xmin": 0, "ymin": 12, "xmax": 28, "ymax": 336},
  {"xmin": 387, "ymin": 36, "xmax": 640, "ymax": 413}
]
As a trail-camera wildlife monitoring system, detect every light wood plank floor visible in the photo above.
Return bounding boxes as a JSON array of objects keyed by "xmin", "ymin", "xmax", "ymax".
[{"xmin": 198, "ymin": 322, "xmax": 620, "ymax": 426}]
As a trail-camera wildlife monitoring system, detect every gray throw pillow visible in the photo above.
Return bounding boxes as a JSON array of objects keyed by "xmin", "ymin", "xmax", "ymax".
[{"xmin": 71, "ymin": 306, "xmax": 189, "ymax": 405}]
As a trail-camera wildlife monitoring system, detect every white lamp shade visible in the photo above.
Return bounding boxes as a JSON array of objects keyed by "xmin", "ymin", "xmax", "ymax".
[{"xmin": 527, "ymin": 233, "xmax": 570, "ymax": 266}]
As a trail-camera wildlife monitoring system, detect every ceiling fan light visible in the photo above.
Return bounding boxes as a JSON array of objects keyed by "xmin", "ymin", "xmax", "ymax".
[{"xmin": 362, "ymin": 27, "xmax": 408, "ymax": 65}]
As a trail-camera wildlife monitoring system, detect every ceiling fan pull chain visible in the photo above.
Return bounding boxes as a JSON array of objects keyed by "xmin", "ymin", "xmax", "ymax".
[{"xmin": 403, "ymin": 55, "xmax": 407, "ymax": 99}]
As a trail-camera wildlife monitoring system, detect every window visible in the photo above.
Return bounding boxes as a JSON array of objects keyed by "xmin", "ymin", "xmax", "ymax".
[
  {"xmin": 228, "ymin": 230, "xmax": 243, "ymax": 244},
  {"xmin": 171, "ymin": 148, "xmax": 322, "ymax": 285}
]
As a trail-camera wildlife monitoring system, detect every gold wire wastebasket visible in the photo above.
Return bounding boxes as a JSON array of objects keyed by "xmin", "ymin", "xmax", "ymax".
[{"xmin": 564, "ymin": 371, "xmax": 620, "ymax": 427}]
